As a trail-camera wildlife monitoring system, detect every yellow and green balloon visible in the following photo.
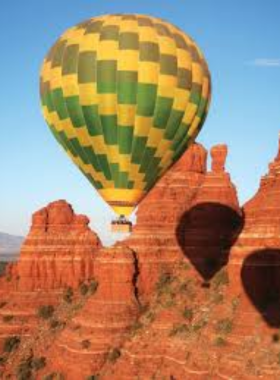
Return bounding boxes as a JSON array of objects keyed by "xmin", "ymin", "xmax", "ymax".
[{"xmin": 40, "ymin": 14, "xmax": 211, "ymax": 217}]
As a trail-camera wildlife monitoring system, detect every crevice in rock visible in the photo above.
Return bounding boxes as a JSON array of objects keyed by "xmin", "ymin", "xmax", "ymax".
[{"xmin": 131, "ymin": 250, "xmax": 141, "ymax": 306}]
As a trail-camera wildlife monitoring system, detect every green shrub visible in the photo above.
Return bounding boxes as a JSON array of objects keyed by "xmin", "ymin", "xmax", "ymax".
[
  {"xmin": 32, "ymin": 356, "xmax": 46, "ymax": 371},
  {"xmin": 50, "ymin": 319, "xmax": 65, "ymax": 330},
  {"xmin": 16, "ymin": 355, "xmax": 45, "ymax": 378},
  {"xmin": 169, "ymin": 324, "xmax": 189, "ymax": 337},
  {"xmin": 16, "ymin": 360, "xmax": 32, "ymax": 380},
  {"xmin": 107, "ymin": 348, "xmax": 121, "ymax": 363},
  {"xmin": 156, "ymin": 273, "xmax": 173, "ymax": 292},
  {"xmin": 43, "ymin": 372, "xmax": 65, "ymax": 380},
  {"xmin": 0, "ymin": 262, "xmax": 7, "ymax": 277},
  {"xmin": 63, "ymin": 287, "xmax": 74, "ymax": 303},
  {"xmin": 0, "ymin": 356, "xmax": 6, "ymax": 365},
  {"xmin": 212, "ymin": 269, "xmax": 229, "ymax": 289},
  {"xmin": 139, "ymin": 303, "xmax": 149, "ymax": 314},
  {"xmin": 181, "ymin": 262, "xmax": 191, "ymax": 271},
  {"xmin": 79, "ymin": 283, "xmax": 89, "ymax": 296},
  {"xmin": 191, "ymin": 317, "xmax": 208, "ymax": 332},
  {"xmin": 215, "ymin": 318, "xmax": 233, "ymax": 335},
  {"xmin": 89, "ymin": 279, "xmax": 98, "ymax": 295},
  {"xmin": 38, "ymin": 305, "xmax": 54, "ymax": 320},
  {"xmin": 182, "ymin": 307, "xmax": 193, "ymax": 321},
  {"xmin": 231, "ymin": 296, "xmax": 240, "ymax": 311},
  {"xmin": 179, "ymin": 280, "xmax": 196, "ymax": 300},
  {"xmin": 3, "ymin": 314, "xmax": 14, "ymax": 323},
  {"xmin": 214, "ymin": 336, "xmax": 226, "ymax": 347},
  {"xmin": 81, "ymin": 339, "xmax": 91, "ymax": 349},
  {"xmin": 3, "ymin": 335, "xmax": 20, "ymax": 353},
  {"xmin": 161, "ymin": 294, "xmax": 176, "ymax": 308},
  {"xmin": 130, "ymin": 321, "xmax": 143, "ymax": 336},
  {"xmin": 212, "ymin": 292, "xmax": 224, "ymax": 305},
  {"xmin": 145, "ymin": 311, "xmax": 155, "ymax": 323}
]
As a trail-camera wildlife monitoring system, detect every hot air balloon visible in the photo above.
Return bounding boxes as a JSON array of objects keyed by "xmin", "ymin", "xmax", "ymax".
[{"xmin": 40, "ymin": 14, "xmax": 211, "ymax": 232}]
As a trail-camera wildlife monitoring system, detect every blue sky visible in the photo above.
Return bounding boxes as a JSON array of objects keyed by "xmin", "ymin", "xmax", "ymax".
[{"xmin": 1, "ymin": 0, "xmax": 280, "ymax": 244}]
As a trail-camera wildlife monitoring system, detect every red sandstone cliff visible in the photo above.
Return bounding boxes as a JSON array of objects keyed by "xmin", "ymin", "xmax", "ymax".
[
  {"xmin": 228, "ymin": 133, "xmax": 280, "ymax": 331},
  {"xmin": 0, "ymin": 200, "xmax": 101, "ymax": 369},
  {"xmin": 1, "ymin": 137, "xmax": 280, "ymax": 379},
  {"xmin": 1, "ymin": 200, "xmax": 101, "ymax": 292},
  {"xmin": 41, "ymin": 246, "xmax": 139, "ymax": 379},
  {"xmin": 127, "ymin": 142, "xmax": 242, "ymax": 298}
]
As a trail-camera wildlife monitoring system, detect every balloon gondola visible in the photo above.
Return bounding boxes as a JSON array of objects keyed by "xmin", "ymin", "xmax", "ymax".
[
  {"xmin": 111, "ymin": 215, "xmax": 132, "ymax": 233},
  {"xmin": 40, "ymin": 14, "xmax": 211, "ymax": 232}
]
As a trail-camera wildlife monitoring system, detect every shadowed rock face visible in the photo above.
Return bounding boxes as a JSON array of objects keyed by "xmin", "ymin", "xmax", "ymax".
[
  {"xmin": 242, "ymin": 249, "xmax": 280, "ymax": 327},
  {"xmin": 177, "ymin": 202, "xmax": 243, "ymax": 283},
  {"xmin": 176, "ymin": 143, "xmax": 242, "ymax": 284}
]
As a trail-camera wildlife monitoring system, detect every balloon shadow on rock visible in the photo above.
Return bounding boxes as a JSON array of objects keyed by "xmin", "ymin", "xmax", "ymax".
[
  {"xmin": 242, "ymin": 249, "xmax": 280, "ymax": 328},
  {"xmin": 176, "ymin": 202, "xmax": 244, "ymax": 286}
]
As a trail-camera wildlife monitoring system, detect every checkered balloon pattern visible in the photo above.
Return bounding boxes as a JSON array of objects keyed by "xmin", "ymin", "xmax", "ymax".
[{"xmin": 40, "ymin": 14, "xmax": 211, "ymax": 216}]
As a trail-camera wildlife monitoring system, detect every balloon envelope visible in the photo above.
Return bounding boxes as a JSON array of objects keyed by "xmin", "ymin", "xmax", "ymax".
[{"xmin": 40, "ymin": 14, "xmax": 211, "ymax": 216}]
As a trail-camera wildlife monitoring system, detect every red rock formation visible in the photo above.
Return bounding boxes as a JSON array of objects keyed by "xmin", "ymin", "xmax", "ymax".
[
  {"xmin": 102, "ymin": 136, "xmax": 280, "ymax": 379},
  {"xmin": 177, "ymin": 145, "xmax": 242, "ymax": 284},
  {"xmin": 42, "ymin": 245, "xmax": 139, "ymax": 379},
  {"xmin": 178, "ymin": 141, "xmax": 208, "ymax": 173},
  {"xmin": 210, "ymin": 144, "xmax": 228, "ymax": 173},
  {"xmin": 228, "ymin": 133, "xmax": 280, "ymax": 333},
  {"xmin": 238, "ymin": 133, "xmax": 280, "ymax": 247},
  {"xmin": 134, "ymin": 142, "xmax": 208, "ymax": 231},
  {"xmin": 1, "ymin": 200, "xmax": 101, "ymax": 292},
  {"xmin": 0, "ymin": 201, "xmax": 101, "ymax": 357},
  {"xmin": 126, "ymin": 143, "xmax": 208, "ymax": 300},
  {"xmin": 3, "ymin": 135, "xmax": 280, "ymax": 379},
  {"xmin": 31, "ymin": 207, "xmax": 48, "ymax": 233},
  {"xmin": 127, "ymin": 142, "xmax": 242, "ymax": 299}
]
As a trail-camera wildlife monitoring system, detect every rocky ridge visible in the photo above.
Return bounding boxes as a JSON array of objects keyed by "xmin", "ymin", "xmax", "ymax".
[{"xmin": 1, "ymin": 137, "xmax": 280, "ymax": 379}]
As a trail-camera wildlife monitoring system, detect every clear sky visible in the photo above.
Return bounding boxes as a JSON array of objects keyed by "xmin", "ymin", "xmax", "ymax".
[{"xmin": 1, "ymin": 0, "xmax": 280, "ymax": 244}]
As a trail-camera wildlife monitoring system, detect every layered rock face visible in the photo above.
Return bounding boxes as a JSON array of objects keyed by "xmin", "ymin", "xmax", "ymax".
[
  {"xmin": 239, "ymin": 134, "xmax": 280, "ymax": 247},
  {"xmin": 128, "ymin": 142, "xmax": 242, "ymax": 298},
  {"xmin": 229, "ymin": 134, "xmax": 280, "ymax": 330},
  {"xmin": 177, "ymin": 144, "xmax": 242, "ymax": 284},
  {"xmin": 133, "ymin": 142, "xmax": 208, "ymax": 233},
  {"xmin": 126, "ymin": 143, "xmax": 207, "ymax": 299},
  {"xmin": 41, "ymin": 246, "xmax": 139, "ymax": 379},
  {"xmin": 2, "ymin": 136, "xmax": 280, "ymax": 379},
  {"xmin": 1, "ymin": 200, "xmax": 101, "ymax": 292},
  {"xmin": 0, "ymin": 201, "xmax": 101, "ymax": 356},
  {"xmin": 102, "ymin": 138, "xmax": 280, "ymax": 380}
]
